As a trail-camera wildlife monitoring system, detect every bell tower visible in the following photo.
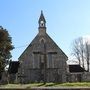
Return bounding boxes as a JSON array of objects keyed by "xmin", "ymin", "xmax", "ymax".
[{"xmin": 38, "ymin": 11, "xmax": 46, "ymax": 35}]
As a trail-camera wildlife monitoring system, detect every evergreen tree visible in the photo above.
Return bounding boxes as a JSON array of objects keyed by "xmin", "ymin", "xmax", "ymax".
[{"xmin": 0, "ymin": 26, "xmax": 14, "ymax": 72}]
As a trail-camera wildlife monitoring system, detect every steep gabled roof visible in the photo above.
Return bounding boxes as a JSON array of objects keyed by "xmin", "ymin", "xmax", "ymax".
[
  {"xmin": 18, "ymin": 11, "xmax": 68, "ymax": 60},
  {"xmin": 19, "ymin": 33, "xmax": 68, "ymax": 60}
]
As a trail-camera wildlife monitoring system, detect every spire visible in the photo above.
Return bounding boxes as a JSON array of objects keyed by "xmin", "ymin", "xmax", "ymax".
[
  {"xmin": 38, "ymin": 10, "xmax": 46, "ymax": 28},
  {"xmin": 38, "ymin": 11, "xmax": 46, "ymax": 35}
]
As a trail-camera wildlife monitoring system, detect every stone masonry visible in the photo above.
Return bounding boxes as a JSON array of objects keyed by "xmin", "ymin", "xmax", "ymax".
[{"xmin": 17, "ymin": 11, "xmax": 68, "ymax": 83}]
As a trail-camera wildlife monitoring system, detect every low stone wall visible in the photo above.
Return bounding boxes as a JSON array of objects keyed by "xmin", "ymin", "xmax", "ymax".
[
  {"xmin": 82, "ymin": 72, "xmax": 90, "ymax": 82},
  {"xmin": 66, "ymin": 73, "xmax": 82, "ymax": 82},
  {"xmin": 66, "ymin": 72, "xmax": 90, "ymax": 82}
]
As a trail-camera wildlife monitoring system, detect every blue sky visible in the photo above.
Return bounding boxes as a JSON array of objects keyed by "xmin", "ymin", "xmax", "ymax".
[{"xmin": 0, "ymin": 0, "xmax": 90, "ymax": 60}]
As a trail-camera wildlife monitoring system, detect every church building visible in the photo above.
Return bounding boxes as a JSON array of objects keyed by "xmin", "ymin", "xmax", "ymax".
[{"xmin": 17, "ymin": 11, "xmax": 68, "ymax": 83}]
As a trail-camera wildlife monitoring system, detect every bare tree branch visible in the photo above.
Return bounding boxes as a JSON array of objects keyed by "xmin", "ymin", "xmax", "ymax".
[{"xmin": 72, "ymin": 37, "xmax": 90, "ymax": 71}]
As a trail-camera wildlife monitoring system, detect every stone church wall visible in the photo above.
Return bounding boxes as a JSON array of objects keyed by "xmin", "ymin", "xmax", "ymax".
[
  {"xmin": 17, "ymin": 11, "xmax": 68, "ymax": 83},
  {"xmin": 82, "ymin": 72, "xmax": 90, "ymax": 82}
]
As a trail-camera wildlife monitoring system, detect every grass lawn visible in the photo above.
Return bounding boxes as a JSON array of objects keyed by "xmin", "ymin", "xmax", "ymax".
[{"xmin": 0, "ymin": 82, "xmax": 90, "ymax": 89}]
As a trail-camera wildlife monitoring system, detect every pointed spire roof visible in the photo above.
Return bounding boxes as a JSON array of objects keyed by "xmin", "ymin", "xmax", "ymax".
[{"xmin": 38, "ymin": 10, "xmax": 46, "ymax": 23}]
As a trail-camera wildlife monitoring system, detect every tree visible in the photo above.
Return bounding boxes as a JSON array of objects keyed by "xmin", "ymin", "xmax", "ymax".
[
  {"xmin": 0, "ymin": 26, "xmax": 14, "ymax": 72},
  {"xmin": 85, "ymin": 42, "xmax": 90, "ymax": 72},
  {"xmin": 72, "ymin": 37, "xmax": 90, "ymax": 71}
]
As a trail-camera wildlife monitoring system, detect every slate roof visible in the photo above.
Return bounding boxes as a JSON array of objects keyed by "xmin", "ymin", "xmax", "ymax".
[{"xmin": 69, "ymin": 64, "xmax": 86, "ymax": 73}]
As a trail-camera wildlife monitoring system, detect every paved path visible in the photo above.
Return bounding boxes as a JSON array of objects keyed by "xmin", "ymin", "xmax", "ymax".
[
  {"xmin": 0, "ymin": 87, "xmax": 90, "ymax": 90},
  {"xmin": 31, "ymin": 87, "xmax": 90, "ymax": 90}
]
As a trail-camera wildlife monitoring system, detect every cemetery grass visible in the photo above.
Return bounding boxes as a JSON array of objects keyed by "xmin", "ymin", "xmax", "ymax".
[{"xmin": 0, "ymin": 82, "xmax": 90, "ymax": 88}]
